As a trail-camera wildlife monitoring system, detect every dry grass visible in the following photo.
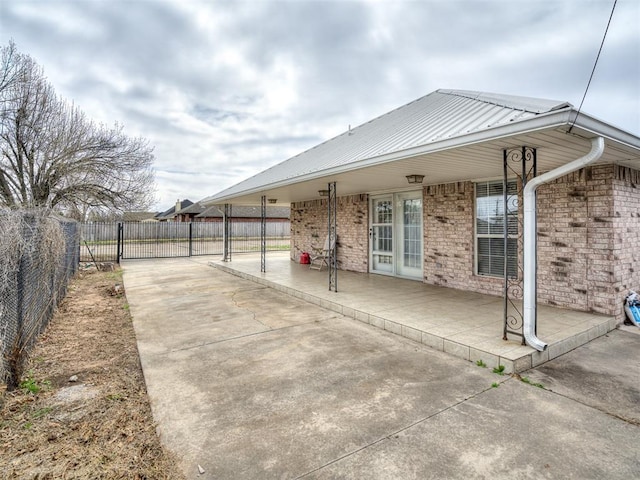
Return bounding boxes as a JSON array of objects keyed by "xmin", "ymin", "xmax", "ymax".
[{"xmin": 0, "ymin": 268, "xmax": 186, "ymax": 479}]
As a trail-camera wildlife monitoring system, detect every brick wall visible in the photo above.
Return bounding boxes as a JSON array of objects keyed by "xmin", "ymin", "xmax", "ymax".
[
  {"xmin": 537, "ymin": 168, "xmax": 594, "ymax": 312},
  {"xmin": 536, "ymin": 164, "xmax": 640, "ymax": 319},
  {"xmin": 422, "ymin": 167, "xmax": 640, "ymax": 318},
  {"xmin": 423, "ymin": 182, "xmax": 504, "ymax": 296},
  {"xmin": 290, "ymin": 194, "xmax": 368, "ymax": 272},
  {"xmin": 612, "ymin": 166, "xmax": 640, "ymax": 319}
]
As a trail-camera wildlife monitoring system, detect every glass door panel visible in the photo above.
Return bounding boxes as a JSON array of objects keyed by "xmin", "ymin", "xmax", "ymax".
[
  {"xmin": 371, "ymin": 197, "xmax": 393, "ymax": 273},
  {"xmin": 396, "ymin": 192, "xmax": 423, "ymax": 279}
]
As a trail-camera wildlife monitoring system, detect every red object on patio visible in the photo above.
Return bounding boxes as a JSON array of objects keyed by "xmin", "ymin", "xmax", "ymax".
[{"xmin": 299, "ymin": 252, "xmax": 310, "ymax": 264}]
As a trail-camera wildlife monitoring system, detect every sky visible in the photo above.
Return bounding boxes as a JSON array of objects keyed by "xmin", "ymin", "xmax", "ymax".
[{"xmin": 1, "ymin": 0, "xmax": 639, "ymax": 211}]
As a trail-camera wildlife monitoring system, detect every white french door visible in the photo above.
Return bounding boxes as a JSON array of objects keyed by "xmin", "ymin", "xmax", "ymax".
[
  {"xmin": 370, "ymin": 191, "xmax": 423, "ymax": 279},
  {"xmin": 371, "ymin": 196, "xmax": 394, "ymax": 273}
]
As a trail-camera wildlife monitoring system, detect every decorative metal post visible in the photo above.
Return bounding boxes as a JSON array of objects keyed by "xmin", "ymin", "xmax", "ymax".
[
  {"xmin": 223, "ymin": 203, "xmax": 232, "ymax": 262},
  {"xmin": 503, "ymin": 147, "xmax": 537, "ymax": 343},
  {"xmin": 328, "ymin": 181, "xmax": 338, "ymax": 292},
  {"xmin": 260, "ymin": 195, "xmax": 266, "ymax": 273}
]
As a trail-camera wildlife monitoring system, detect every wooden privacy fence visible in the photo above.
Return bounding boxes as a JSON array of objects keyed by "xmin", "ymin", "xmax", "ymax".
[{"xmin": 80, "ymin": 221, "xmax": 291, "ymax": 262}]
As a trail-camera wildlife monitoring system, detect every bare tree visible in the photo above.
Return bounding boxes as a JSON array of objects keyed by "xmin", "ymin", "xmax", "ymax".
[
  {"xmin": 0, "ymin": 41, "xmax": 20, "ymax": 99},
  {"xmin": 0, "ymin": 42, "xmax": 156, "ymax": 218}
]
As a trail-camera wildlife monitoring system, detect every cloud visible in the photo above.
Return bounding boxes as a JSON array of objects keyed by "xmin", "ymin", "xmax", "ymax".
[{"xmin": 2, "ymin": 0, "xmax": 638, "ymax": 209}]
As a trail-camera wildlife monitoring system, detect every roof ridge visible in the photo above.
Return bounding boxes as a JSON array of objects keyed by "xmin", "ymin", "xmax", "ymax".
[{"xmin": 437, "ymin": 89, "xmax": 572, "ymax": 114}]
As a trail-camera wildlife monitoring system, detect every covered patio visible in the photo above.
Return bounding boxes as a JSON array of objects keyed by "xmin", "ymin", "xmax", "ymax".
[{"xmin": 209, "ymin": 252, "xmax": 616, "ymax": 373}]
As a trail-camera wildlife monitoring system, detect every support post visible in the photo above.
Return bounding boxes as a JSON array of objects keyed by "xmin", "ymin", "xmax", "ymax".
[
  {"xmin": 261, "ymin": 195, "xmax": 266, "ymax": 273},
  {"xmin": 328, "ymin": 181, "xmax": 337, "ymax": 292},
  {"xmin": 223, "ymin": 204, "xmax": 232, "ymax": 262},
  {"xmin": 503, "ymin": 146, "xmax": 536, "ymax": 343}
]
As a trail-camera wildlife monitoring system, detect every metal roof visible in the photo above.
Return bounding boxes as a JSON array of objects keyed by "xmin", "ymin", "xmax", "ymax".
[{"xmin": 203, "ymin": 89, "xmax": 640, "ymax": 205}]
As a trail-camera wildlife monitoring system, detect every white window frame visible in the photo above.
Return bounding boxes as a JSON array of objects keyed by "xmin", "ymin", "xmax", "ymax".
[{"xmin": 474, "ymin": 179, "xmax": 518, "ymax": 278}]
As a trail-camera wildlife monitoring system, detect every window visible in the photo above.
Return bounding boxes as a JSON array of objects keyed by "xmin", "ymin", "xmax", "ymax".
[{"xmin": 475, "ymin": 180, "xmax": 518, "ymax": 277}]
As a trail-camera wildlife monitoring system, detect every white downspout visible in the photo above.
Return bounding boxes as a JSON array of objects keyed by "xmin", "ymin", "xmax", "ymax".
[{"xmin": 523, "ymin": 136, "xmax": 605, "ymax": 351}]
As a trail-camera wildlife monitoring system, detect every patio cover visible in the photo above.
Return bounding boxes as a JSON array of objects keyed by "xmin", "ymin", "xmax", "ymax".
[{"xmin": 202, "ymin": 89, "xmax": 640, "ymax": 206}]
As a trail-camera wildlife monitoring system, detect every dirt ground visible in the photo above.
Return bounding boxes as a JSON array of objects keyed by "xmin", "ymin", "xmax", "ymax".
[{"xmin": 0, "ymin": 267, "xmax": 186, "ymax": 479}]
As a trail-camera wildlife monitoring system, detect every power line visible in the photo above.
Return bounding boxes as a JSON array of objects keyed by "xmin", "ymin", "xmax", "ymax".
[{"xmin": 569, "ymin": 0, "xmax": 618, "ymax": 133}]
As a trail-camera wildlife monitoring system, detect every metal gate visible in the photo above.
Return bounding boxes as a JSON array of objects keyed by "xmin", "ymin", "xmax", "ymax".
[{"xmin": 80, "ymin": 221, "xmax": 290, "ymax": 263}]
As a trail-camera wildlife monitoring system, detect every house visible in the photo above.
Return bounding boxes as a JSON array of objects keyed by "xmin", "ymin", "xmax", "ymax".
[
  {"xmin": 155, "ymin": 199, "xmax": 194, "ymax": 222},
  {"xmin": 122, "ymin": 211, "xmax": 158, "ymax": 222},
  {"xmin": 174, "ymin": 202, "xmax": 206, "ymax": 222},
  {"xmin": 195, "ymin": 205, "xmax": 290, "ymax": 223},
  {"xmin": 202, "ymin": 89, "xmax": 640, "ymax": 350}
]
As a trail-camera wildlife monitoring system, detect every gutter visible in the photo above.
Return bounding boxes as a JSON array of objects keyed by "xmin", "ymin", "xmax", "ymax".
[{"xmin": 522, "ymin": 136, "xmax": 605, "ymax": 351}]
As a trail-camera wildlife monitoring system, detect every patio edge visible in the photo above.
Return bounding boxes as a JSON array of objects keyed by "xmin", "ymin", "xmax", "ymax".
[{"xmin": 208, "ymin": 261, "xmax": 617, "ymax": 373}]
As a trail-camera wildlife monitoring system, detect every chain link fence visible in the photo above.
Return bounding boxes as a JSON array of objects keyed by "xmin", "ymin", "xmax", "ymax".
[{"xmin": 0, "ymin": 209, "xmax": 79, "ymax": 389}]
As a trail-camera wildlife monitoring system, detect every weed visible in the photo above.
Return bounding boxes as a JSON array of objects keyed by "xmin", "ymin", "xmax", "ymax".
[
  {"xmin": 520, "ymin": 376, "xmax": 545, "ymax": 389},
  {"xmin": 23, "ymin": 422, "xmax": 33, "ymax": 430},
  {"xmin": 107, "ymin": 270, "xmax": 123, "ymax": 282},
  {"xmin": 20, "ymin": 372, "xmax": 41, "ymax": 394},
  {"xmin": 19, "ymin": 372, "xmax": 50, "ymax": 395},
  {"xmin": 33, "ymin": 407, "xmax": 53, "ymax": 419},
  {"xmin": 492, "ymin": 365, "xmax": 506, "ymax": 375},
  {"xmin": 107, "ymin": 393, "xmax": 124, "ymax": 401},
  {"xmin": 476, "ymin": 359, "xmax": 487, "ymax": 368},
  {"xmin": 123, "ymin": 303, "xmax": 130, "ymax": 310},
  {"xmin": 491, "ymin": 382, "xmax": 499, "ymax": 388}
]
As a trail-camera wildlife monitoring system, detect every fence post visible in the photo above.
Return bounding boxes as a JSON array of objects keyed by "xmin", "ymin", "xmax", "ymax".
[
  {"xmin": 116, "ymin": 222, "xmax": 123, "ymax": 263},
  {"xmin": 223, "ymin": 204, "xmax": 231, "ymax": 261},
  {"xmin": 189, "ymin": 222, "xmax": 193, "ymax": 257},
  {"xmin": 261, "ymin": 195, "xmax": 266, "ymax": 272}
]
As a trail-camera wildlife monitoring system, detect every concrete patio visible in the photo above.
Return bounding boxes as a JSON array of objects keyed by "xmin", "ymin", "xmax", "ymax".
[{"xmin": 210, "ymin": 252, "xmax": 617, "ymax": 373}]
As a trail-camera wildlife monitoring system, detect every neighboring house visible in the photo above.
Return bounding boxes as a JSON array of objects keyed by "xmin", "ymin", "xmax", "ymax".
[
  {"xmin": 122, "ymin": 211, "xmax": 158, "ymax": 222},
  {"xmin": 195, "ymin": 205, "xmax": 290, "ymax": 223},
  {"xmin": 202, "ymin": 89, "xmax": 640, "ymax": 345},
  {"xmin": 155, "ymin": 199, "xmax": 194, "ymax": 222},
  {"xmin": 174, "ymin": 202, "xmax": 206, "ymax": 222}
]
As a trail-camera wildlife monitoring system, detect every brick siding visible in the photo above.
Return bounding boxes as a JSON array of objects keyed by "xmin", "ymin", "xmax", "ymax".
[
  {"xmin": 290, "ymin": 194, "xmax": 368, "ymax": 272},
  {"xmin": 423, "ymin": 182, "xmax": 504, "ymax": 296},
  {"xmin": 612, "ymin": 166, "xmax": 640, "ymax": 319},
  {"xmin": 536, "ymin": 164, "xmax": 640, "ymax": 319}
]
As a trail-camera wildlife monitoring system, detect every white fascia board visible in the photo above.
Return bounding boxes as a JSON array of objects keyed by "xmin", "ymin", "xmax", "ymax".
[
  {"xmin": 204, "ymin": 108, "xmax": 639, "ymax": 205},
  {"xmin": 566, "ymin": 111, "xmax": 640, "ymax": 150}
]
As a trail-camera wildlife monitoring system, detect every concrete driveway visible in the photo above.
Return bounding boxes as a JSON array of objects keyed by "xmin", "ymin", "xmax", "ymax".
[{"xmin": 123, "ymin": 257, "xmax": 640, "ymax": 479}]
